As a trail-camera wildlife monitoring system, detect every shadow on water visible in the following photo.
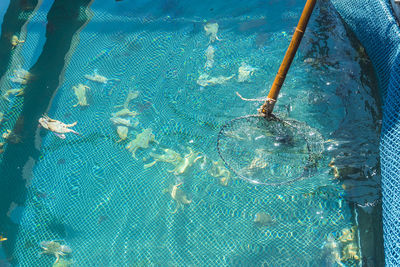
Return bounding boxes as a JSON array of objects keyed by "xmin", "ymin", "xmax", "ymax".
[
  {"xmin": 303, "ymin": 1, "xmax": 384, "ymax": 266},
  {"xmin": 337, "ymin": 18, "xmax": 384, "ymax": 267},
  {"xmin": 0, "ymin": 0, "xmax": 93, "ymax": 264},
  {"xmin": 0, "ymin": 0, "xmax": 39, "ymax": 80}
]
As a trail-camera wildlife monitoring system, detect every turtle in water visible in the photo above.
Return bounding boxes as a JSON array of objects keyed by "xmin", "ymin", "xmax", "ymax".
[
  {"xmin": 125, "ymin": 128, "xmax": 157, "ymax": 159},
  {"xmin": 204, "ymin": 22, "xmax": 220, "ymax": 43},
  {"xmin": 164, "ymin": 183, "xmax": 192, "ymax": 214},
  {"xmin": 39, "ymin": 240, "xmax": 72, "ymax": 264},
  {"xmin": 38, "ymin": 115, "xmax": 80, "ymax": 139},
  {"xmin": 11, "ymin": 35, "xmax": 25, "ymax": 49},
  {"xmin": 253, "ymin": 211, "xmax": 276, "ymax": 226}
]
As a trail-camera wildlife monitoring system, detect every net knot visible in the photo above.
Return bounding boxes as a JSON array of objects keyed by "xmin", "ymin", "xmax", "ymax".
[{"xmin": 258, "ymin": 98, "xmax": 277, "ymax": 117}]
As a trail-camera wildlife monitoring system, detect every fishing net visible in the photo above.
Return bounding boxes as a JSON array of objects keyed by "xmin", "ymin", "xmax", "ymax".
[
  {"xmin": 0, "ymin": 0, "xmax": 383, "ymax": 266},
  {"xmin": 217, "ymin": 115, "xmax": 324, "ymax": 185},
  {"xmin": 330, "ymin": 0, "xmax": 400, "ymax": 265}
]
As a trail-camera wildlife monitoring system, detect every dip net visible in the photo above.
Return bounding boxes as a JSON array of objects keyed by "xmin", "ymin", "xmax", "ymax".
[
  {"xmin": 0, "ymin": 0, "xmax": 382, "ymax": 266},
  {"xmin": 217, "ymin": 115, "xmax": 324, "ymax": 186}
]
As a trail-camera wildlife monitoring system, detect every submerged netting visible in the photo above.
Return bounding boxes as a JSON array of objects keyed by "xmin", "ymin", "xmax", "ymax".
[
  {"xmin": 0, "ymin": 0, "xmax": 383, "ymax": 266},
  {"xmin": 217, "ymin": 115, "xmax": 324, "ymax": 186},
  {"xmin": 331, "ymin": 0, "xmax": 400, "ymax": 265}
]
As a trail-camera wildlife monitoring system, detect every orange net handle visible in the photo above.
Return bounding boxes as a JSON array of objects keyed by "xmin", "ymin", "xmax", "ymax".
[{"xmin": 259, "ymin": 0, "xmax": 317, "ymax": 116}]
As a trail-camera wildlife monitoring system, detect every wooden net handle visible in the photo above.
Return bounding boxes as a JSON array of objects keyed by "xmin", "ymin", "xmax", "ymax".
[{"xmin": 259, "ymin": 0, "xmax": 317, "ymax": 116}]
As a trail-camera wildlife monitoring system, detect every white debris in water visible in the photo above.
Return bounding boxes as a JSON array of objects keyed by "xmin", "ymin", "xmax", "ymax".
[
  {"xmin": 238, "ymin": 63, "xmax": 257, "ymax": 82},
  {"xmin": 204, "ymin": 22, "xmax": 220, "ymax": 43}
]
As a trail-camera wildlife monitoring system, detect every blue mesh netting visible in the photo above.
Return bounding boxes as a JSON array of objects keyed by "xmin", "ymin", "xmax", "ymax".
[
  {"xmin": 381, "ymin": 54, "xmax": 400, "ymax": 265},
  {"xmin": 331, "ymin": 0, "xmax": 400, "ymax": 265},
  {"xmin": 0, "ymin": 0, "xmax": 385, "ymax": 266}
]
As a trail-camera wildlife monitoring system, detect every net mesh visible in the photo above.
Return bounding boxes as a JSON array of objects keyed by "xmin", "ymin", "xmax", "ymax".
[
  {"xmin": 330, "ymin": 0, "xmax": 400, "ymax": 265},
  {"xmin": 0, "ymin": 0, "xmax": 383, "ymax": 266},
  {"xmin": 217, "ymin": 115, "xmax": 324, "ymax": 186}
]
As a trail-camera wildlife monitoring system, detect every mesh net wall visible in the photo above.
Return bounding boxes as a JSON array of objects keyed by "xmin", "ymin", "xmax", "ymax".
[
  {"xmin": 330, "ymin": 0, "xmax": 400, "ymax": 265},
  {"xmin": 0, "ymin": 0, "xmax": 384, "ymax": 266}
]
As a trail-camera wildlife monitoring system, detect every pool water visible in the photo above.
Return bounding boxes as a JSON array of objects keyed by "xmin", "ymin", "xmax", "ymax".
[{"xmin": 0, "ymin": 0, "xmax": 382, "ymax": 266}]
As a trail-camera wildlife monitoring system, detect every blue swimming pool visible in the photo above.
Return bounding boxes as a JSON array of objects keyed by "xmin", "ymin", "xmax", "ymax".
[{"xmin": 0, "ymin": 0, "xmax": 382, "ymax": 266}]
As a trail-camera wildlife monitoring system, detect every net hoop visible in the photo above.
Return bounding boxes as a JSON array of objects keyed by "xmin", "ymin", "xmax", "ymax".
[{"xmin": 217, "ymin": 114, "xmax": 323, "ymax": 186}]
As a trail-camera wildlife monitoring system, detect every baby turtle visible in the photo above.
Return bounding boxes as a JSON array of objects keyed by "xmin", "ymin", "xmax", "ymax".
[
  {"xmin": 238, "ymin": 63, "xmax": 257, "ymax": 82},
  {"xmin": 169, "ymin": 147, "xmax": 202, "ymax": 175},
  {"xmin": 164, "ymin": 183, "xmax": 192, "ymax": 214},
  {"xmin": 10, "ymin": 68, "xmax": 31, "ymax": 85},
  {"xmin": 84, "ymin": 72, "xmax": 108, "ymax": 84},
  {"xmin": 322, "ymin": 234, "xmax": 344, "ymax": 267},
  {"xmin": 2, "ymin": 88, "xmax": 24, "ymax": 101},
  {"xmin": 254, "ymin": 211, "xmax": 275, "ymax": 226},
  {"xmin": 342, "ymin": 243, "xmax": 360, "ymax": 262},
  {"xmin": 72, "ymin": 84, "xmax": 90, "ymax": 107},
  {"xmin": 40, "ymin": 240, "xmax": 72, "ymax": 264},
  {"xmin": 2, "ymin": 129, "xmax": 21, "ymax": 144},
  {"xmin": 338, "ymin": 226, "xmax": 356, "ymax": 244},
  {"xmin": 204, "ymin": 22, "xmax": 220, "ymax": 43},
  {"xmin": 110, "ymin": 117, "xmax": 134, "ymax": 127},
  {"xmin": 209, "ymin": 159, "xmax": 231, "ymax": 186},
  {"xmin": 111, "ymin": 108, "xmax": 138, "ymax": 118},
  {"xmin": 116, "ymin": 126, "xmax": 128, "ymax": 143},
  {"xmin": 144, "ymin": 148, "xmax": 182, "ymax": 169},
  {"xmin": 39, "ymin": 115, "xmax": 80, "ymax": 139},
  {"xmin": 114, "ymin": 91, "xmax": 139, "ymax": 109},
  {"xmin": 197, "ymin": 73, "xmax": 234, "ymax": 87},
  {"xmin": 11, "ymin": 35, "xmax": 25, "ymax": 49},
  {"xmin": 125, "ymin": 128, "xmax": 157, "ymax": 159}
]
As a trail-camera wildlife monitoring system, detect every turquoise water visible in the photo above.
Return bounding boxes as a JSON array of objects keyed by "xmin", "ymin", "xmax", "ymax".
[{"xmin": 0, "ymin": 0, "xmax": 382, "ymax": 266}]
